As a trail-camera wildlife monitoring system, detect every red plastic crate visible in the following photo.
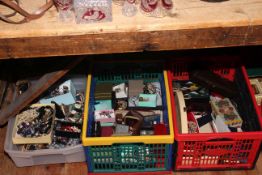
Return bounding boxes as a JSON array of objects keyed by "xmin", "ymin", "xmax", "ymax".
[{"xmin": 168, "ymin": 62, "xmax": 262, "ymax": 170}]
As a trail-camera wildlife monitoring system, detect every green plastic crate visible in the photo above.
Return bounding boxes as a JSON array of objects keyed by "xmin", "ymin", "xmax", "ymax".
[
  {"xmin": 247, "ymin": 68, "xmax": 262, "ymax": 77},
  {"xmin": 85, "ymin": 144, "xmax": 172, "ymax": 173},
  {"xmin": 83, "ymin": 62, "xmax": 174, "ymax": 173}
]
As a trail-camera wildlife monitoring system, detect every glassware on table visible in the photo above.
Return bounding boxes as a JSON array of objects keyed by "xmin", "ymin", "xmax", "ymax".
[{"xmin": 54, "ymin": 0, "xmax": 74, "ymax": 22}]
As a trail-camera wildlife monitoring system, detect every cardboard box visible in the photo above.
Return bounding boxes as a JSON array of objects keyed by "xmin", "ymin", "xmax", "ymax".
[
  {"xmin": 12, "ymin": 104, "xmax": 55, "ymax": 144},
  {"xmin": 40, "ymin": 80, "xmax": 76, "ymax": 105}
]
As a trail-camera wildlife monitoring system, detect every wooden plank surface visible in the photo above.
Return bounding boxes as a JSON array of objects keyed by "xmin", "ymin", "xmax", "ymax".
[
  {"xmin": 0, "ymin": 0, "xmax": 262, "ymax": 59},
  {"xmin": 1, "ymin": 0, "xmax": 262, "ymax": 37}
]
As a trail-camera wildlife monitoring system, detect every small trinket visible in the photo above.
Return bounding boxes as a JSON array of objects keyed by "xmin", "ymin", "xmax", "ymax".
[
  {"xmin": 153, "ymin": 123, "xmax": 167, "ymax": 135},
  {"xmin": 115, "ymin": 113, "xmax": 124, "ymax": 124},
  {"xmin": 144, "ymin": 82, "xmax": 157, "ymax": 94},
  {"xmin": 140, "ymin": 130, "xmax": 154, "ymax": 135},
  {"xmin": 101, "ymin": 126, "xmax": 114, "ymax": 137},
  {"xmin": 140, "ymin": 0, "xmax": 174, "ymax": 18},
  {"xmin": 140, "ymin": 0, "xmax": 158, "ymax": 13},
  {"xmin": 128, "ymin": 80, "xmax": 144, "ymax": 97},
  {"xmin": 138, "ymin": 94, "xmax": 157, "ymax": 107},
  {"xmin": 115, "ymin": 124, "xmax": 129, "ymax": 134},
  {"xmin": 187, "ymin": 120, "xmax": 199, "ymax": 134},
  {"xmin": 114, "ymin": 0, "xmax": 174, "ymax": 17},
  {"xmin": 115, "ymin": 110, "xmax": 129, "ymax": 124},
  {"xmin": 95, "ymin": 109, "xmax": 115, "ymax": 123},
  {"xmin": 22, "ymin": 144, "xmax": 49, "ymax": 151},
  {"xmin": 75, "ymin": 92, "xmax": 85, "ymax": 104},
  {"xmin": 250, "ymin": 79, "xmax": 262, "ymax": 106},
  {"xmin": 16, "ymin": 80, "xmax": 30, "ymax": 95},
  {"xmin": 144, "ymin": 82, "xmax": 162, "ymax": 106},
  {"xmin": 142, "ymin": 114, "xmax": 161, "ymax": 129},
  {"xmin": 210, "ymin": 97, "xmax": 242, "ymax": 128},
  {"xmin": 113, "ymin": 83, "xmax": 128, "ymax": 98},
  {"xmin": 91, "ymin": 121, "xmax": 101, "ymax": 137},
  {"xmin": 128, "ymin": 96, "xmax": 139, "ymax": 107},
  {"xmin": 161, "ymin": 0, "xmax": 173, "ymax": 10},
  {"xmin": 95, "ymin": 100, "xmax": 112, "ymax": 110},
  {"xmin": 54, "ymin": 0, "xmax": 74, "ymax": 22},
  {"xmin": 115, "ymin": 99, "xmax": 128, "ymax": 110},
  {"xmin": 40, "ymin": 80, "xmax": 77, "ymax": 105},
  {"xmin": 13, "ymin": 104, "xmax": 55, "ymax": 144},
  {"xmin": 82, "ymin": 8, "xmax": 106, "ymax": 21},
  {"xmin": 51, "ymin": 101, "xmax": 66, "ymax": 119},
  {"xmin": 124, "ymin": 111, "xmax": 143, "ymax": 135},
  {"xmin": 56, "ymin": 121, "xmax": 82, "ymax": 133},
  {"xmin": 74, "ymin": 0, "xmax": 112, "ymax": 23}
]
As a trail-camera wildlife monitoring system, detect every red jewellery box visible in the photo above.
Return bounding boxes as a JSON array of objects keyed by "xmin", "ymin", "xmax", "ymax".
[{"xmin": 167, "ymin": 61, "xmax": 262, "ymax": 171}]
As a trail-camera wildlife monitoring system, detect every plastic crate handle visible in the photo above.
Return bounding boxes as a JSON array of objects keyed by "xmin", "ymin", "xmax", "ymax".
[
  {"xmin": 203, "ymin": 146, "xmax": 233, "ymax": 156},
  {"xmin": 112, "ymin": 142, "xmax": 145, "ymax": 146},
  {"xmin": 206, "ymin": 137, "xmax": 234, "ymax": 142},
  {"xmin": 202, "ymin": 138, "xmax": 237, "ymax": 156}
]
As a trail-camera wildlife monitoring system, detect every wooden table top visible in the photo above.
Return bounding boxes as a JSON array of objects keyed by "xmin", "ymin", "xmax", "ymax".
[{"xmin": 0, "ymin": 0, "xmax": 262, "ymax": 59}]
